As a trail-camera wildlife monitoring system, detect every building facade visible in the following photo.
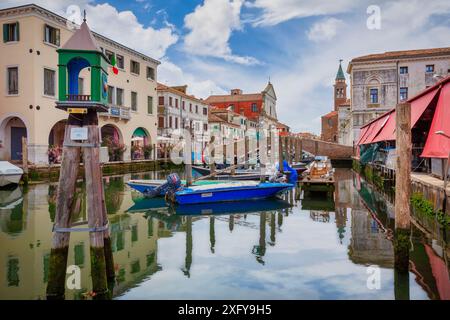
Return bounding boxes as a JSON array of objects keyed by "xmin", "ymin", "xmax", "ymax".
[
  {"xmin": 206, "ymin": 82, "xmax": 280, "ymax": 134},
  {"xmin": 348, "ymin": 47, "xmax": 450, "ymax": 144},
  {"xmin": 157, "ymin": 83, "xmax": 209, "ymax": 161},
  {"xmin": 0, "ymin": 4, "xmax": 159, "ymax": 164}
]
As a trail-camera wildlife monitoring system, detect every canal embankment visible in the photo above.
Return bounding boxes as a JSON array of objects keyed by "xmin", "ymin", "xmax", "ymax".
[
  {"xmin": 352, "ymin": 158, "xmax": 450, "ymax": 238},
  {"xmin": 21, "ymin": 159, "xmax": 181, "ymax": 184}
]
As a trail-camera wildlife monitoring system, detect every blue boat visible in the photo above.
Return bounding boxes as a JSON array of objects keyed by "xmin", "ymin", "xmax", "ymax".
[
  {"xmin": 126, "ymin": 179, "xmax": 224, "ymax": 196},
  {"xmin": 173, "ymin": 181, "xmax": 294, "ymax": 205}
]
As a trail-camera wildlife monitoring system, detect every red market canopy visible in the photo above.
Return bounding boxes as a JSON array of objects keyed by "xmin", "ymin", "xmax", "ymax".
[{"xmin": 421, "ymin": 80, "xmax": 450, "ymax": 158}]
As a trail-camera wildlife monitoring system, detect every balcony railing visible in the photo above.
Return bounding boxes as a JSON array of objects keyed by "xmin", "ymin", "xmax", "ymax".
[
  {"xmin": 99, "ymin": 105, "xmax": 131, "ymax": 120},
  {"xmin": 66, "ymin": 94, "xmax": 91, "ymax": 101}
]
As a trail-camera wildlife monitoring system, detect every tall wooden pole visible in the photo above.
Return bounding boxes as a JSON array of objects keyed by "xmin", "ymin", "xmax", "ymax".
[
  {"xmin": 21, "ymin": 137, "xmax": 28, "ymax": 185},
  {"xmin": 244, "ymin": 136, "xmax": 249, "ymax": 169},
  {"xmin": 83, "ymin": 112, "xmax": 109, "ymax": 299},
  {"xmin": 278, "ymin": 135, "xmax": 284, "ymax": 172},
  {"xmin": 46, "ymin": 115, "xmax": 81, "ymax": 300},
  {"xmin": 394, "ymin": 102, "xmax": 411, "ymax": 275},
  {"xmin": 185, "ymin": 129, "xmax": 193, "ymax": 186}
]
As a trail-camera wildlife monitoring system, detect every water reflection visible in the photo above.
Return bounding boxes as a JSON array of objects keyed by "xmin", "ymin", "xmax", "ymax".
[{"xmin": 0, "ymin": 169, "xmax": 448, "ymax": 300}]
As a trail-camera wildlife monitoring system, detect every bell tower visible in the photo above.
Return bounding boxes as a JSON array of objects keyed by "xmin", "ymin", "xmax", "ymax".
[{"xmin": 334, "ymin": 59, "xmax": 347, "ymax": 111}]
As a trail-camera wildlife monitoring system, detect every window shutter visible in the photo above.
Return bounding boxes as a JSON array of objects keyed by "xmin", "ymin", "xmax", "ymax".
[
  {"xmin": 56, "ymin": 28, "xmax": 60, "ymax": 46},
  {"xmin": 3, "ymin": 24, "xmax": 8, "ymax": 42},
  {"xmin": 15, "ymin": 22, "xmax": 19, "ymax": 41}
]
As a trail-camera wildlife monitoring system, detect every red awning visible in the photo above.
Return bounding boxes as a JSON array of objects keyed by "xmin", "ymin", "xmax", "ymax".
[
  {"xmin": 357, "ymin": 87, "xmax": 440, "ymax": 145},
  {"xmin": 421, "ymin": 82, "xmax": 450, "ymax": 158}
]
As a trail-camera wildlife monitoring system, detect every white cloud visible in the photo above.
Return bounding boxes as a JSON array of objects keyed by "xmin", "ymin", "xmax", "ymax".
[
  {"xmin": 307, "ymin": 18, "xmax": 344, "ymax": 42},
  {"xmin": 84, "ymin": 3, "xmax": 178, "ymax": 60},
  {"xmin": 183, "ymin": 0, "xmax": 259, "ymax": 65},
  {"xmin": 248, "ymin": 0, "xmax": 356, "ymax": 26},
  {"xmin": 158, "ymin": 59, "xmax": 227, "ymax": 99}
]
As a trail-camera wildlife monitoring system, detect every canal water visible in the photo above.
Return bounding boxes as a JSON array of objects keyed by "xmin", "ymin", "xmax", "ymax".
[{"xmin": 0, "ymin": 169, "xmax": 449, "ymax": 300}]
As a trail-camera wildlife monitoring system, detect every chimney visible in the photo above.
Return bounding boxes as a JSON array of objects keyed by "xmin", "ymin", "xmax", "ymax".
[{"xmin": 231, "ymin": 89, "xmax": 242, "ymax": 95}]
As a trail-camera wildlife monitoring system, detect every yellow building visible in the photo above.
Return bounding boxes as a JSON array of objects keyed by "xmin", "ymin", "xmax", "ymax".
[{"xmin": 0, "ymin": 4, "xmax": 160, "ymax": 165}]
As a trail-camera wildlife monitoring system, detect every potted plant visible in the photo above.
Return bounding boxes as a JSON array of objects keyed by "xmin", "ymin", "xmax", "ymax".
[{"xmin": 143, "ymin": 144, "xmax": 153, "ymax": 159}]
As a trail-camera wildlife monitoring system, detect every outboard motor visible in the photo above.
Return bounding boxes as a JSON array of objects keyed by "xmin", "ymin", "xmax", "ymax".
[{"xmin": 143, "ymin": 173, "xmax": 183, "ymax": 199}]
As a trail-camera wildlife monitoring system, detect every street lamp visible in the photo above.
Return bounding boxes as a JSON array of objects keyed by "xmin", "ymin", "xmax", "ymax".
[{"xmin": 435, "ymin": 130, "xmax": 450, "ymax": 189}]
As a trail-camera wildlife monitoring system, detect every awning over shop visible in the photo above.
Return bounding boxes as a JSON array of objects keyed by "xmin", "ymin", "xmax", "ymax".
[
  {"xmin": 357, "ymin": 86, "xmax": 441, "ymax": 146},
  {"xmin": 421, "ymin": 81, "xmax": 450, "ymax": 158},
  {"xmin": 132, "ymin": 128, "xmax": 147, "ymax": 137}
]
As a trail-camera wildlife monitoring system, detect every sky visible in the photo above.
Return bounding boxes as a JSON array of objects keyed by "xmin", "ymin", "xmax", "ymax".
[{"xmin": 1, "ymin": 0, "xmax": 450, "ymax": 134}]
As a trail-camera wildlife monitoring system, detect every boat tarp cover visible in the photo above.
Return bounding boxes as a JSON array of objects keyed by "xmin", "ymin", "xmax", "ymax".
[{"xmin": 359, "ymin": 143, "xmax": 381, "ymax": 165}]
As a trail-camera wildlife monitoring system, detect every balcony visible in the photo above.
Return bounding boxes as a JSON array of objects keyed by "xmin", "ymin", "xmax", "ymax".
[
  {"xmin": 66, "ymin": 94, "xmax": 91, "ymax": 101},
  {"xmin": 99, "ymin": 105, "xmax": 131, "ymax": 120}
]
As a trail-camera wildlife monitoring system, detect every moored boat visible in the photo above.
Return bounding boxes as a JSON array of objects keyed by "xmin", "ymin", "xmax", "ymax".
[
  {"xmin": 127, "ymin": 179, "xmax": 224, "ymax": 196},
  {"xmin": 299, "ymin": 156, "xmax": 335, "ymax": 186},
  {"xmin": 0, "ymin": 162, "xmax": 23, "ymax": 187},
  {"xmin": 172, "ymin": 181, "xmax": 294, "ymax": 205}
]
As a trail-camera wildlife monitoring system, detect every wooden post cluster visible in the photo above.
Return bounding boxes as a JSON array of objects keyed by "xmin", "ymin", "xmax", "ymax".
[
  {"xmin": 47, "ymin": 111, "xmax": 114, "ymax": 300},
  {"xmin": 394, "ymin": 102, "xmax": 411, "ymax": 276}
]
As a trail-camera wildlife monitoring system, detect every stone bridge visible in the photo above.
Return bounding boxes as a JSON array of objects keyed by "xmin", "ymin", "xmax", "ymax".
[{"xmin": 300, "ymin": 138, "xmax": 353, "ymax": 160}]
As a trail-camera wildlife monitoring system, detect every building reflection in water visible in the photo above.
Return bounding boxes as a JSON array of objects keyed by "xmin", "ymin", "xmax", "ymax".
[{"xmin": 0, "ymin": 169, "xmax": 448, "ymax": 300}]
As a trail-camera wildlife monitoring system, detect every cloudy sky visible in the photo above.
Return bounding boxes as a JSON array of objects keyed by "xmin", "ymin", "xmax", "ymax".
[{"xmin": 2, "ymin": 0, "xmax": 450, "ymax": 133}]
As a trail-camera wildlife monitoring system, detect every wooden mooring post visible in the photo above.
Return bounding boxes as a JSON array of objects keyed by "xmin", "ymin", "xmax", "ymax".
[
  {"xmin": 47, "ymin": 112, "xmax": 114, "ymax": 300},
  {"xmin": 394, "ymin": 102, "xmax": 411, "ymax": 277},
  {"xmin": 278, "ymin": 135, "xmax": 284, "ymax": 172},
  {"xmin": 21, "ymin": 137, "xmax": 28, "ymax": 185}
]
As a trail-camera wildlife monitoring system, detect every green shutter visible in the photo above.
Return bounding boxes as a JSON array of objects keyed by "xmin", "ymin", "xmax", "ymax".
[
  {"xmin": 3, "ymin": 24, "xmax": 8, "ymax": 42},
  {"xmin": 147, "ymin": 96, "xmax": 153, "ymax": 114},
  {"xmin": 15, "ymin": 22, "xmax": 19, "ymax": 41}
]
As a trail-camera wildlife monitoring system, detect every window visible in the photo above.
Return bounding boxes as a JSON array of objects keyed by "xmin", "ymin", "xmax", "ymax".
[
  {"xmin": 131, "ymin": 91, "xmax": 138, "ymax": 111},
  {"xmin": 158, "ymin": 96, "xmax": 164, "ymax": 105},
  {"xmin": 108, "ymin": 86, "xmax": 115, "ymax": 104},
  {"xmin": 175, "ymin": 99, "xmax": 178, "ymax": 108},
  {"xmin": 78, "ymin": 78, "xmax": 84, "ymax": 95},
  {"xmin": 158, "ymin": 117, "xmax": 164, "ymax": 128},
  {"xmin": 195, "ymin": 105, "xmax": 198, "ymax": 113},
  {"xmin": 182, "ymin": 101, "xmax": 185, "ymax": 110},
  {"xmin": 251, "ymin": 103, "xmax": 258, "ymax": 112},
  {"xmin": 7, "ymin": 67, "xmax": 18, "ymax": 95},
  {"xmin": 116, "ymin": 88, "xmax": 124, "ymax": 106},
  {"xmin": 189, "ymin": 103, "xmax": 192, "ymax": 112},
  {"xmin": 3, "ymin": 22, "xmax": 19, "ymax": 42},
  {"xmin": 44, "ymin": 24, "xmax": 60, "ymax": 46},
  {"xmin": 105, "ymin": 50, "xmax": 114, "ymax": 64},
  {"xmin": 203, "ymin": 107, "xmax": 208, "ymax": 115},
  {"xmin": 130, "ymin": 60, "xmax": 140, "ymax": 75},
  {"xmin": 175, "ymin": 117, "xmax": 178, "ymax": 129},
  {"xmin": 399, "ymin": 66, "xmax": 408, "ymax": 74},
  {"xmin": 425, "ymin": 65, "xmax": 434, "ymax": 73},
  {"xmin": 169, "ymin": 116, "xmax": 172, "ymax": 128},
  {"xmin": 169, "ymin": 97, "xmax": 173, "ymax": 106},
  {"xmin": 147, "ymin": 96, "xmax": 153, "ymax": 114},
  {"xmin": 370, "ymin": 88, "xmax": 378, "ymax": 104},
  {"xmin": 116, "ymin": 54, "xmax": 124, "ymax": 69},
  {"xmin": 146, "ymin": 66, "xmax": 155, "ymax": 80},
  {"xmin": 400, "ymin": 87, "xmax": 408, "ymax": 101},
  {"xmin": 43, "ymin": 68, "xmax": 55, "ymax": 96},
  {"xmin": 203, "ymin": 123, "xmax": 208, "ymax": 131}
]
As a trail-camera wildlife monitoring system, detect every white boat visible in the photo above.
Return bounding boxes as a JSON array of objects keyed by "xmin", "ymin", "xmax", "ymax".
[{"xmin": 0, "ymin": 162, "xmax": 23, "ymax": 187}]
